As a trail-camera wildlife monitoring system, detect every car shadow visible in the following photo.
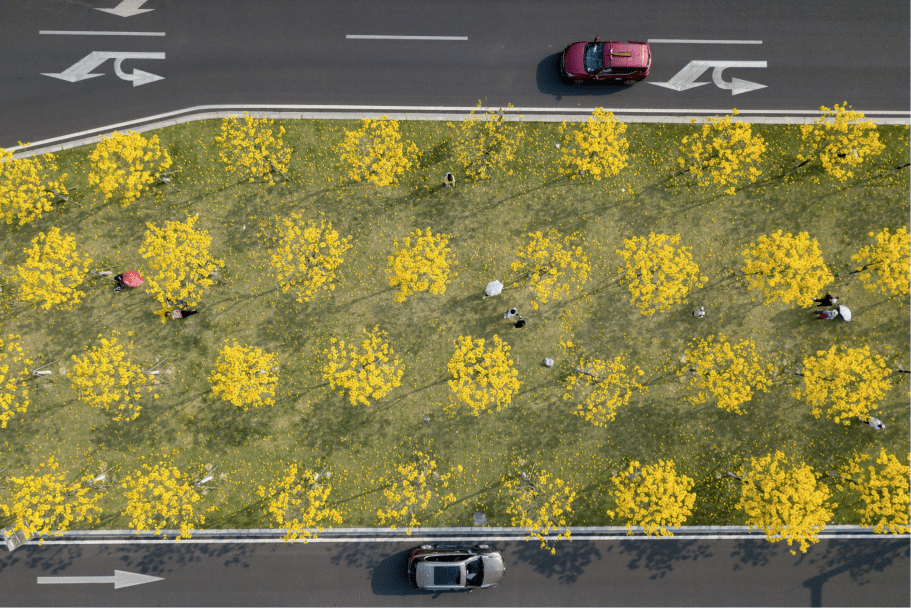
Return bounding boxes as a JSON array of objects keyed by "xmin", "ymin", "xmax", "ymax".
[
  {"xmin": 370, "ymin": 549, "xmax": 432, "ymax": 596},
  {"xmin": 536, "ymin": 53, "xmax": 629, "ymax": 100}
]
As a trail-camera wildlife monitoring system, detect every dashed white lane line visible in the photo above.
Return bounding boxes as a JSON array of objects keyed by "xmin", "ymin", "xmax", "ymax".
[
  {"xmin": 648, "ymin": 39, "xmax": 762, "ymax": 44},
  {"xmin": 346, "ymin": 35, "xmax": 467, "ymax": 41},
  {"xmin": 40, "ymin": 30, "xmax": 165, "ymax": 36}
]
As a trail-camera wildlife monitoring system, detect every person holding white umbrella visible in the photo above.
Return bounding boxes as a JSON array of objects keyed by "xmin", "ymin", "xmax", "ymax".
[{"xmin": 483, "ymin": 280, "xmax": 503, "ymax": 299}]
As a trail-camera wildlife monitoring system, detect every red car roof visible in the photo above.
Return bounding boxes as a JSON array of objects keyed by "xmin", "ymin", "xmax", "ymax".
[{"xmin": 606, "ymin": 42, "xmax": 650, "ymax": 69}]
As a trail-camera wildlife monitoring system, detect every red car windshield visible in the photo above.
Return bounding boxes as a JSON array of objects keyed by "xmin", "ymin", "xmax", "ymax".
[{"xmin": 583, "ymin": 43, "xmax": 604, "ymax": 73}]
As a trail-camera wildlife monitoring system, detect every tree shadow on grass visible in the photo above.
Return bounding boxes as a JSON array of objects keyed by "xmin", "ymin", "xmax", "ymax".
[
  {"xmin": 181, "ymin": 396, "xmax": 270, "ymax": 450},
  {"xmin": 292, "ymin": 393, "xmax": 391, "ymax": 457}
]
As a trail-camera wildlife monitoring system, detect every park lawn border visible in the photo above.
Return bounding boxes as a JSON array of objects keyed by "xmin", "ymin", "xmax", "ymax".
[{"xmin": 1, "ymin": 116, "xmax": 908, "ymax": 538}]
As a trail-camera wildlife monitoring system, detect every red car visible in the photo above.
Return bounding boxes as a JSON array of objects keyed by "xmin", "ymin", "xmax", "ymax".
[{"xmin": 560, "ymin": 37, "xmax": 651, "ymax": 85}]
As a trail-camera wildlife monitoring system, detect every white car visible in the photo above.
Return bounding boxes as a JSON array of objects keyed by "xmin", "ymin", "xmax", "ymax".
[{"xmin": 407, "ymin": 544, "xmax": 505, "ymax": 591}]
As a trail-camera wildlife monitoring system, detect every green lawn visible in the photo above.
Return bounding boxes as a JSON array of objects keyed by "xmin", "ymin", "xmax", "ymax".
[{"xmin": 1, "ymin": 118, "xmax": 908, "ymax": 531}]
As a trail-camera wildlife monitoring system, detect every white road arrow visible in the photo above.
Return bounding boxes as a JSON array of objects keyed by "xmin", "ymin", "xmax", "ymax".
[
  {"xmin": 37, "ymin": 570, "xmax": 164, "ymax": 589},
  {"xmin": 95, "ymin": 0, "xmax": 154, "ymax": 17},
  {"xmin": 650, "ymin": 60, "xmax": 767, "ymax": 95},
  {"xmin": 42, "ymin": 52, "xmax": 165, "ymax": 86}
]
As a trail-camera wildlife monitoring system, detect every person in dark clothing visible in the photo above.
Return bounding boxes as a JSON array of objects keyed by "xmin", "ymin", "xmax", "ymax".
[
  {"xmin": 113, "ymin": 274, "xmax": 125, "ymax": 292},
  {"xmin": 171, "ymin": 309, "xmax": 198, "ymax": 320},
  {"xmin": 514, "ymin": 317, "xmax": 526, "ymax": 329},
  {"xmin": 813, "ymin": 293, "xmax": 838, "ymax": 307}
]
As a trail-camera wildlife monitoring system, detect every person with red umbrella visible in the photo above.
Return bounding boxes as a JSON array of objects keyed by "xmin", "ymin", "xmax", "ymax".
[{"xmin": 113, "ymin": 271, "xmax": 144, "ymax": 293}]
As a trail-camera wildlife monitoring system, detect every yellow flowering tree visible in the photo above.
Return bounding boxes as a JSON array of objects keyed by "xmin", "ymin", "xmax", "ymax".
[
  {"xmin": 70, "ymin": 331, "xmax": 157, "ymax": 422},
  {"xmin": 730, "ymin": 451, "xmax": 833, "ymax": 554},
  {"xmin": 270, "ymin": 214, "xmax": 352, "ymax": 304},
  {"xmin": 257, "ymin": 464, "xmax": 342, "ymax": 541},
  {"xmin": 321, "ymin": 326, "xmax": 403, "ymax": 406},
  {"xmin": 376, "ymin": 452, "xmax": 457, "ymax": 531},
  {"xmin": 795, "ymin": 344, "xmax": 891, "ymax": 425},
  {"xmin": 447, "ymin": 335, "xmax": 520, "ymax": 415},
  {"xmin": 851, "ymin": 227, "xmax": 910, "ymax": 297},
  {"xmin": 511, "ymin": 230, "xmax": 591, "ymax": 310},
  {"xmin": 0, "ymin": 148, "xmax": 69, "ymax": 226},
  {"xmin": 0, "ymin": 456, "xmax": 101, "ymax": 540},
  {"xmin": 450, "ymin": 102, "xmax": 523, "ymax": 180},
  {"xmin": 0, "ymin": 335, "xmax": 32, "ymax": 428},
  {"xmin": 208, "ymin": 340, "xmax": 278, "ymax": 410},
  {"xmin": 214, "ymin": 114, "xmax": 291, "ymax": 181},
  {"xmin": 679, "ymin": 335, "xmax": 774, "ymax": 414},
  {"xmin": 559, "ymin": 107, "xmax": 629, "ymax": 180},
  {"xmin": 139, "ymin": 215, "xmax": 223, "ymax": 321},
  {"xmin": 15, "ymin": 227, "xmax": 92, "ymax": 310},
  {"xmin": 500, "ymin": 464, "xmax": 576, "ymax": 554},
  {"xmin": 616, "ymin": 232, "xmax": 706, "ymax": 315},
  {"xmin": 832, "ymin": 449, "xmax": 910, "ymax": 534},
  {"xmin": 741, "ymin": 230, "xmax": 833, "ymax": 307},
  {"xmin": 795, "ymin": 103, "xmax": 885, "ymax": 182},
  {"xmin": 386, "ymin": 228, "xmax": 456, "ymax": 302},
  {"xmin": 677, "ymin": 109, "xmax": 766, "ymax": 194},
  {"xmin": 336, "ymin": 116, "xmax": 418, "ymax": 187},
  {"xmin": 563, "ymin": 353, "xmax": 646, "ymax": 426},
  {"xmin": 87, "ymin": 130, "xmax": 172, "ymax": 205},
  {"xmin": 120, "ymin": 460, "xmax": 211, "ymax": 540},
  {"xmin": 609, "ymin": 460, "xmax": 696, "ymax": 536}
]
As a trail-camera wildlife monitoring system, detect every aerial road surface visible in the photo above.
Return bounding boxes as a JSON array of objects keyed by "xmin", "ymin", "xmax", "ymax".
[
  {"xmin": 1, "ymin": 533, "xmax": 909, "ymax": 606},
  {"xmin": 1, "ymin": 0, "xmax": 908, "ymax": 150}
]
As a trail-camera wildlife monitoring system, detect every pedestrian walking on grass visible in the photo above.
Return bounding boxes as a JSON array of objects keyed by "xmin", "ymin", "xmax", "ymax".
[
  {"xmin": 814, "ymin": 293, "xmax": 838, "ymax": 307},
  {"xmin": 858, "ymin": 416, "xmax": 886, "ymax": 430},
  {"xmin": 691, "ymin": 306, "xmax": 705, "ymax": 318},
  {"xmin": 504, "ymin": 307, "xmax": 518, "ymax": 319},
  {"xmin": 514, "ymin": 317, "xmax": 526, "ymax": 329}
]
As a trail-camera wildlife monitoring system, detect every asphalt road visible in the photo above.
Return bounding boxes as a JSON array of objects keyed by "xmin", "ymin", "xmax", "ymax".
[
  {"xmin": 1, "ymin": 0, "xmax": 909, "ymax": 149},
  {"xmin": 1, "ymin": 538, "xmax": 908, "ymax": 607}
]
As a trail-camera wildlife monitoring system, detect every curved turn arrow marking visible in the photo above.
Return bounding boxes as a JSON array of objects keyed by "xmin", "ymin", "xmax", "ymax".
[
  {"xmin": 38, "ymin": 570, "xmax": 164, "ymax": 589},
  {"xmin": 650, "ymin": 60, "xmax": 767, "ymax": 95},
  {"xmin": 42, "ymin": 52, "xmax": 165, "ymax": 86}
]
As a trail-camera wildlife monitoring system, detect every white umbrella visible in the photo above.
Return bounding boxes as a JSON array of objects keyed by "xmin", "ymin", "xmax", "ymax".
[
  {"xmin": 838, "ymin": 305, "xmax": 852, "ymax": 321},
  {"xmin": 484, "ymin": 280, "xmax": 503, "ymax": 298}
]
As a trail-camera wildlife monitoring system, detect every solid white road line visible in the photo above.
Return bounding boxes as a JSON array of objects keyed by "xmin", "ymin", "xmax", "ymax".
[
  {"xmin": 8, "ymin": 104, "xmax": 908, "ymax": 155},
  {"xmin": 40, "ymin": 30, "xmax": 165, "ymax": 36},
  {"xmin": 31, "ymin": 534, "xmax": 906, "ymax": 545},
  {"xmin": 346, "ymin": 35, "xmax": 467, "ymax": 40},
  {"xmin": 648, "ymin": 39, "xmax": 762, "ymax": 44}
]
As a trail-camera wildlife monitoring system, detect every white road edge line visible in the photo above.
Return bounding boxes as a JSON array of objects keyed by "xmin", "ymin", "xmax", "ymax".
[
  {"xmin": 7, "ymin": 104, "xmax": 908, "ymax": 156},
  {"xmin": 40, "ymin": 30, "xmax": 165, "ymax": 36},
  {"xmin": 346, "ymin": 35, "xmax": 467, "ymax": 40},
  {"xmin": 31, "ymin": 534, "xmax": 908, "ymax": 545},
  {"xmin": 648, "ymin": 39, "xmax": 762, "ymax": 44}
]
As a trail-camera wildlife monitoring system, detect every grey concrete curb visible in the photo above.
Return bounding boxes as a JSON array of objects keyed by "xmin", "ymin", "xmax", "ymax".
[
  {"xmin": 8, "ymin": 104, "xmax": 909, "ymax": 160},
  {"xmin": 30, "ymin": 525, "xmax": 909, "ymax": 545}
]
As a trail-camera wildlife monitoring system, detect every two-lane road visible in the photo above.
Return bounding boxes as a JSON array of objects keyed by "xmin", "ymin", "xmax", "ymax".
[
  {"xmin": 1, "ymin": 0, "xmax": 908, "ymax": 149},
  {"xmin": 1, "ymin": 537, "xmax": 909, "ymax": 606}
]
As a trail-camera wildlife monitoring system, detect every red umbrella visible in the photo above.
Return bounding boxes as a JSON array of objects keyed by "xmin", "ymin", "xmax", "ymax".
[{"xmin": 121, "ymin": 271, "xmax": 144, "ymax": 287}]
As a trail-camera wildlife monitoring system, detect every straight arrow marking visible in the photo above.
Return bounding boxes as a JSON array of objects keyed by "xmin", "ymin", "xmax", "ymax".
[
  {"xmin": 38, "ymin": 570, "xmax": 164, "ymax": 589},
  {"xmin": 96, "ymin": 0, "xmax": 154, "ymax": 17}
]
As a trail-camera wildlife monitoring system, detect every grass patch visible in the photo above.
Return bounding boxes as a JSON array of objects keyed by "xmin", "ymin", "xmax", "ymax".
[{"xmin": 1, "ymin": 118, "xmax": 908, "ymax": 530}]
